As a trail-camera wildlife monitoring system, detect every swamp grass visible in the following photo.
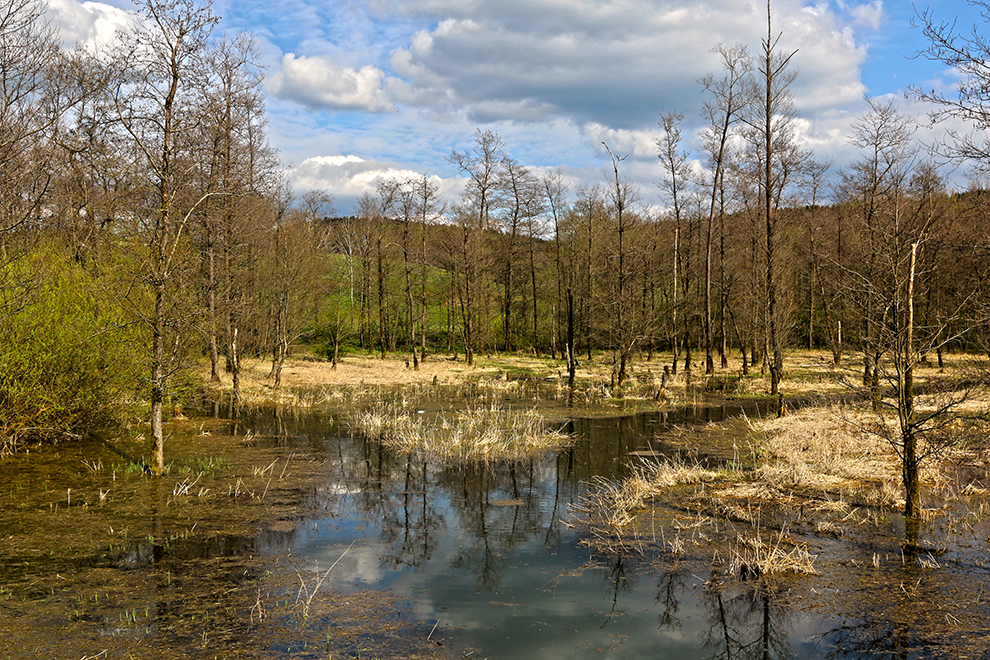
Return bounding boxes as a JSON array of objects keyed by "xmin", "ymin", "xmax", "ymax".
[
  {"xmin": 200, "ymin": 346, "xmax": 963, "ymax": 424},
  {"xmin": 355, "ymin": 403, "xmax": 574, "ymax": 463},
  {"xmin": 568, "ymin": 402, "xmax": 990, "ymax": 578},
  {"xmin": 562, "ymin": 403, "xmax": 990, "ymax": 658}
]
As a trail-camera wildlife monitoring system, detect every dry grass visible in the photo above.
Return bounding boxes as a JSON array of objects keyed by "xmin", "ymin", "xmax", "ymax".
[
  {"xmin": 200, "ymin": 348, "xmax": 986, "ymax": 412},
  {"xmin": 751, "ymin": 406, "xmax": 904, "ymax": 506},
  {"xmin": 568, "ymin": 393, "xmax": 990, "ymax": 570},
  {"xmin": 202, "ymin": 351, "xmax": 631, "ymax": 410},
  {"xmin": 568, "ymin": 461, "xmax": 721, "ymax": 540},
  {"xmin": 728, "ymin": 529, "xmax": 818, "ymax": 576},
  {"xmin": 354, "ymin": 403, "xmax": 573, "ymax": 463},
  {"xmin": 201, "ymin": 353, "xmax": 477, "ymax": 408}
]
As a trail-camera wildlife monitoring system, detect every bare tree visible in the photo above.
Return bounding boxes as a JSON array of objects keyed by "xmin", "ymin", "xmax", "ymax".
[
  {"xmin": 841, "ymin": 99, "xmax": 974, "ymax": 518},
  {"xmin": 497, "ymin": 157, "xmax": 540, "ymax": 352},
  {"xmin": 699, "ymin": 43, "xmax": 753, "ymax": 374},
  {"xmin": 603, "ymin": 142, "xmax": 641, "ymax": 386},
  {"xmin": 111, "ymin": 0, "xmax": 220, "ymax": 475},
  {"xmin": 194, "ymin": 34, "xmax": 268, "ymax": 384},
  {"xmin": 447, "ymin": 129, "xmax": 505, "ymax": 364},
  {"xmin": 359, "ymin": 179, "xmax": 401, "ymax": 358},
  {"xmin": 542, "ymin": 170, "xmax": 569, "ymax": 361},
  {"xmin": 743, "ymin": 0, "xmax": 809, "ymax": 397},
  {"xmin": 0, "ymin": 0, "xmax": 65, "ymax": 243},
  {"xmin": 657, "ymin": 112, "xmax": 693, "ymax": 374},
  {"xmin": 414, "ymin": 174, "xmax": 442, "ymax": 361},
  {"xmin": 913, "ymin": 1, "xmax": 990, "ymax": 173},
  {"xmin": 570, "ymin": 184, "xmax": 606, "ymax": 362},
  {"xmin": 394, "ymin": 174, "xmax": 439, "ymax": 369}
]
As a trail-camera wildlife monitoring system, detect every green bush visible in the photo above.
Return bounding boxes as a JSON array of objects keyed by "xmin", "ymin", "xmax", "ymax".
[{"xmin": 0, "ymin": 249, "xmax": 145, "ymax": 452}]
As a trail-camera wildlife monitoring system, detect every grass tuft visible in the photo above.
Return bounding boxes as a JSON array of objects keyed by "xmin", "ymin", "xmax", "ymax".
[
  {"xmin": 354, "ymin": 403, "xmax": 573, "ymax": 463},
  {"xmin": 729, "ymin": 529, "xmax": 818, "ymax": 576},
  {"xmin": 569, "ymin": 461, "xmax": 720, "ymax": 543}
]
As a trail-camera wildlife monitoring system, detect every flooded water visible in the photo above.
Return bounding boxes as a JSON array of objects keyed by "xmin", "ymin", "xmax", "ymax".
[{"xmin": 1, "ymin": 402, "xmax": 988, "ymax": 658}]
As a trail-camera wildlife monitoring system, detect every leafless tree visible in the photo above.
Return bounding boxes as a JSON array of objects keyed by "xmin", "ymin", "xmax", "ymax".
[
  {"xmin": 603, "ymin": 142, "xmax": 641, "ymax": 386},
  {"xmin": 447, "ymin": 129, "xmax": 506, "ymax": 364},
  {"xmin": 699, "ymin": 43, "xmax": 753, "ymax": 374},
  {"xmin": 743, "ymin": 0, "xmax": 809, "ymax": 397},
  {"xmin": 110, "ymin": 0, "xmax": 220, "ymax": 474},
  {"xmin": 841, "ymin": 99, "xmax": 977, "ymax": 518},
  {"xmin": 657, "ymin": 112, "xmax": 693, "ymax": 374},
  {"xmin": 913, "ymin": 1, "xmax": 990, "ymax": 173}
]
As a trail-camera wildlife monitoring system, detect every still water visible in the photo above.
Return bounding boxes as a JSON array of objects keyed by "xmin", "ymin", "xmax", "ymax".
[
  {"xmin": 2, "ymin": 402, "xmax": 984, "ymax": 658},
  {"xmin": 239, "ymin": 405, "xmax": 841, "ymax": 659}
]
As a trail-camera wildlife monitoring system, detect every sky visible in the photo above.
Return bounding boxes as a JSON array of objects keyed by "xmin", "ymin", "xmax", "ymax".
[{"xmin": 46, "ymin": 0, "xmax": 990, "ymax": 213}]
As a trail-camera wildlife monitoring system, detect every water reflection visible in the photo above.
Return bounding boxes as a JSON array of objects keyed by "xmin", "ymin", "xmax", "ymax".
[
  {"xmin": 230, "ymin": 405, "xmax": 848, "ymax": 660},
  {"xmin": 4, "ymin": 399, "xmax": 986, "ymax": 658}
]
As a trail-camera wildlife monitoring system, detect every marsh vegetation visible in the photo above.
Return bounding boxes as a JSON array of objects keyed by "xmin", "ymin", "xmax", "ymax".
[{"xmin": 3, "ymin": 347, "xmax": 990, "ymax": 658}]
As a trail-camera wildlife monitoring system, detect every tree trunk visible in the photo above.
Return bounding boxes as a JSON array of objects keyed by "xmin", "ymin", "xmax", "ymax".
[
  {"xmin": 902, "ymin": 242, "xmax": 920, "ymax": 518},
  {"xmin": 151, "ymin": 282, "xmax": 166, "ymax": 475}
]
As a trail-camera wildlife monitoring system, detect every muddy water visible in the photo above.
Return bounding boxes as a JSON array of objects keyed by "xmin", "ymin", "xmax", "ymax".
[{"xmin": 1, "ymin": 404, "xmax": 988, "ymax": 659}]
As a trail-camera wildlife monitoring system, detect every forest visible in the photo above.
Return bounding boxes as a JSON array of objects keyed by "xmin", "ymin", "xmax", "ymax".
[{"xmin": 3, "ymin": 0, "xmax": 990, "ymax": 493}]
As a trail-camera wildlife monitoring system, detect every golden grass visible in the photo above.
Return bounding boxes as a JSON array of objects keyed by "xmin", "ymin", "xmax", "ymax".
[
  {"xmin": 569, "ymin": 461, "xmax": 721, "ymax": 535},
  {"xmin": 200, "ymin": 347, "xmax": 987, "ymax": 412},
  {"xmin": 354, "ymin": 403, "xmax": 573, "ymax": 463},
  {"xmin": 729, "ymin": 530, "xmax": 819, "ymax": 576},
  {"xmin": 751, "ymin": 406, "xmax": 904, "ymax": 505}
]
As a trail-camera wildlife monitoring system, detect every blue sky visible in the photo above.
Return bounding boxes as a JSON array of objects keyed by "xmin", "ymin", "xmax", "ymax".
[{"xmin": 49, "ymin": 0, "xmax": 989, "ymax": 213}]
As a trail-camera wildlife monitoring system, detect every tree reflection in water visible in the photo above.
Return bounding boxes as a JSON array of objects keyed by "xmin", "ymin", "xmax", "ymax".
[{"xmin": 233, "ymin": 407, "xmax": 990, "ymax": 659}]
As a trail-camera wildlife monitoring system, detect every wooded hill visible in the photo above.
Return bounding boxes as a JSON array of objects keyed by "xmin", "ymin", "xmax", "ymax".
[{"xmin": 310, "ymin": 179, "xmax": 990, "ymax": 376}]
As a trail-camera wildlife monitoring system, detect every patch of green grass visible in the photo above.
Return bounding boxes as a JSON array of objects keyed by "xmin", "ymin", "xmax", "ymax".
[
  {"xmin": 173, "ymin": 456, "xmax": 231, "ymax": 476},
  {"xmin": 113, "ymin": 460, "xmax": 149, "ymax": 477}
]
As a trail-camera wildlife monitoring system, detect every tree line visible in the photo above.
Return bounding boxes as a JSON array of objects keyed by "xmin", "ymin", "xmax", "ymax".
[{"xmin": 3, "ymin": 0, "xmax": 990, "ymax": 501}]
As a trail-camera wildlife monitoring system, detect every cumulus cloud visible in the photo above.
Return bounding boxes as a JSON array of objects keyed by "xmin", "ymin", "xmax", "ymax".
[
  {"xmin": 47, "ymin": 0, "xmax": 134, "ymax": 51},
  {"xmin": 847, "ymin": 0, "xmax": 885, "ymax": 30},
  {"xmin": 290, "ymin": 155, "xmax": 463, "ymax": 210},
  {"xmin": 269, "ymin": 53, "xmax": 394, "ymax": 112},
  {"xmin": 386, "ymin": 0, "xmax": 870, "ymax": 129}
]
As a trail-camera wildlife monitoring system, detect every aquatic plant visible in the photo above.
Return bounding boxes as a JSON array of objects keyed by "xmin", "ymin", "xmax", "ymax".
[
  {"xmin": 568, "ymin": 460, "xmax": 721, "ymax": 549},
  {"xmin": 728, "ymin": 528, "xmax": 818, "ymax": 576}
]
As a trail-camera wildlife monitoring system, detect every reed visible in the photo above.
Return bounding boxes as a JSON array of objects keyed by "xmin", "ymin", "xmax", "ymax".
[
  {"xmin": 569, "ymin": 460, "xmax": 720, "ymax": 539},
  {"xmin": 354, "ymin": 404, "xmax": 573, "ymax": 463},
  {"xmin": 728, "ymin": 529, "xmax": 818, "ymax": 576},
  {"xmin": 752, "ymin": 405, "xmax": 904, "ymax": 506}
]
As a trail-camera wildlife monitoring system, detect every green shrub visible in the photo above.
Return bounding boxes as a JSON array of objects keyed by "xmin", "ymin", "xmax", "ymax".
[{"xmin": 0, "ymin": 249, "xmax": 145, "ymax": 452}]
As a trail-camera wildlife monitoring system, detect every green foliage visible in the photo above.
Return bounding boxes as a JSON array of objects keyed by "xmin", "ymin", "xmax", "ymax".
[{"xmin": 0, "ymin": 249, "xmax": 145, "ymax": 451}]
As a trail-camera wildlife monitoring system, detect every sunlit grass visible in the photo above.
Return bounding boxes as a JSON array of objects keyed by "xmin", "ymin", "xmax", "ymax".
[
  {"xmin": 355, "ymin": 403, "xmax": 573, "ymax": 463},
  {"xmin": 729, "ymin": 529, "xmax": 819, "ymax": 576},
  {"xmin": 568, "ymin": 461, "xmax": 723, "ymax": 541}
]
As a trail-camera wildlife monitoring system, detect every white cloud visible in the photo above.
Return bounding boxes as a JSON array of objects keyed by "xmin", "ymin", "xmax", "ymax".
[
  {"xmin": 290, "ymin": 155, "xmax": 463, "ymax": 210},
  {"xmin": 50, "ymin": 0, "xmax": 944, "ymax": 209},
  {"xmin": 582, "ymin": 124, "xmax": 659, "ymax": 161},
  {"xmin": 847, "ymin": 0, "xmax": 885, "ymax": 31},
  {"xmin": 269, "ymin": 53, "xmax": 394, "ymax": 112},
  {"xmin": 47, "ymin": 0, "xmax": 134, "ymax": 51},
  {"xmin": 383, "ymin": 0, "xmax": 870, "ymax": 131}
]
